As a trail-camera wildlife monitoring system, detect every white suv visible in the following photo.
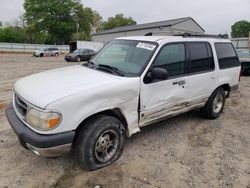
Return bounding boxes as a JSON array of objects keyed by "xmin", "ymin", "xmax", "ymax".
[
  {"xmin": 6, "ymin": 36, "xmax": 241, "ymax": 170},
  {"xmin": 33, "ymin": 47, "xmax": 60, "ymax": 57}
]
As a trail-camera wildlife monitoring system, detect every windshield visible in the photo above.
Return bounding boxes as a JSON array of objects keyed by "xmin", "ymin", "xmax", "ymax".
[
  {"xmin": 237, "ymin": 50, "xmax": 250, "ymax": 58},
  {"xmin": 90, "ymin": 40, "xmax": 157, "ymax": 76}
]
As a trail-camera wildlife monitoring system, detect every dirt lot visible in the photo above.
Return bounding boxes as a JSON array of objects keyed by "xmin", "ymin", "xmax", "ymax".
[{"xmin": 0, "ymin": 53, "xmax": 250, "ymax": 188}]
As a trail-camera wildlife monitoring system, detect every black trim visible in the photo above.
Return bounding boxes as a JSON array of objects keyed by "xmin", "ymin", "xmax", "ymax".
[{"xmin": 5, "ymin": 105, "xmax": 75, "ymax": 149}]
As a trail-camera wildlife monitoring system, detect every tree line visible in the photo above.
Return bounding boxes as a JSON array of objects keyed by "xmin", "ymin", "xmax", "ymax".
[
  {"xmin": 0, "ymin": 0, "xmax": 136, "ymax": 44},
  {"xmin": 0, "ymin": 0, "xmax": 249, "ymax": 44}
]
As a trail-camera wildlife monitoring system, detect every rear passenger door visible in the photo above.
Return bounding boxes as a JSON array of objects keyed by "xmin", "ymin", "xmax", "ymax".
[{"xmin": 184, "ymin": 42, "xmax": 216, "ymax": 106}]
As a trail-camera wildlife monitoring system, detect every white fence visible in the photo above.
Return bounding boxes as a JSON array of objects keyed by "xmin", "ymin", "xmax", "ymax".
[
  {"xmin": 2, "ymin": 39, "xmax": 247, "ymax": 53},
  {"xmin": 0, "ymin": 41, "xmax": 104, "ymax": 53},
  {"xmin": 231, "ymin": 38, "xmax": 249, "ymax": 49},
  {"xmin": 0, "ymin": 42, "xmax": 69, "ymax": 53}
]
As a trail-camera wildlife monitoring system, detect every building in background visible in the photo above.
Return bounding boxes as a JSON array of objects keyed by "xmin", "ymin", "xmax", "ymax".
[{"xmin": 92, "ymin": 17, "xmax": 205, "ymax": 43}]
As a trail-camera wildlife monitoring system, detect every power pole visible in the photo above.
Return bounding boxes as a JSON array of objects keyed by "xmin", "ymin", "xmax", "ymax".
[{"xmin": 76, "ymin": 19, "xmax": 79, "ymax": 42}]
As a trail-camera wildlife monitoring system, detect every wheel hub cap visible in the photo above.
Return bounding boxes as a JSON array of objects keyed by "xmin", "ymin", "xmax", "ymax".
[
  {"xmin": 213, "ymin": 94, "xmax": 223, "ymax": 113},
  {"xmin": 95, "ymin": 129, "xmax": 119, "ymax": 163}
]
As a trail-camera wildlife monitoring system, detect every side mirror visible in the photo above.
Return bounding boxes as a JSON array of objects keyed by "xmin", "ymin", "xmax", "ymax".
[{"xmin": 151, "ymin": 67, "xmax": 168, "ymax": 80}]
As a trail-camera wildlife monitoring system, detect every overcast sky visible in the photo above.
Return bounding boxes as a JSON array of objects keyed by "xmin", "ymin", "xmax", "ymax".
[{"xmin": 0, "ymin": 0, "xmax": 250, "ymax": 35}]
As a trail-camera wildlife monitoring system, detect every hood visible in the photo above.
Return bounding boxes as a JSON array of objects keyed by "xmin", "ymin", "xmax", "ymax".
[
  {"xmin": 239, "ymin": 58, "xmax": 250, "ymax": 62},
  {"xmin": 15, "ymin": 65, "xmax": 122, "ymax": 108}
]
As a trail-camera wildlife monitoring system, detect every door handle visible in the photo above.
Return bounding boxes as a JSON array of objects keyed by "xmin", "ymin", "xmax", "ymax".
[
  {"xmin": 178, "ymin": 80, "xmax": 186, "ymax": 85},
  {"xmin": 172, "ymin": 80, "xmax": 186, "ymax": 86}
]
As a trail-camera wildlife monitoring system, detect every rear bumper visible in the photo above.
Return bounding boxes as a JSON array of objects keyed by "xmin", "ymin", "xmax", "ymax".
[{"xmin": 5, "ymin": 105, "xmax": 75, "ymax": 157}]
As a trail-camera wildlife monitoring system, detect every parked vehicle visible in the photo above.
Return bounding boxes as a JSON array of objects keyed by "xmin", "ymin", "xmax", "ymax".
[
  {"xmin": 64, "ymin": 48, "xmax": 96, "ymax": 62},
  {"xmin": 33, "ymin": 48, "xmax": 60, "ymax": 57},
  {"xmin": 6, "ymin": 35, "xmax": 241, "ymax": 171},
  {"xmin": 236, "ymin": 49, "xmax": 250, "ymax": 75}
]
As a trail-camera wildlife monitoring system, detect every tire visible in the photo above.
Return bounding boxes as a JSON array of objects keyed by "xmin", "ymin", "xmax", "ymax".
[
  {"xmin": 201, "ymin": 88, "xmax": 225, "ymax": 119},
  {"xmin": 40, "ymin": 53, "xmax": 44, "ymax": 57},
  {"xmin": 55, "ymin": 53, "xmax": 59, "ymax": 57},
  {"xmin": 74, "ymin": 115, "xmax": 125, "ymax": 171},
  {"xmin": 76, "ymin": 56, "xmax": 81, "ymax": 62}
]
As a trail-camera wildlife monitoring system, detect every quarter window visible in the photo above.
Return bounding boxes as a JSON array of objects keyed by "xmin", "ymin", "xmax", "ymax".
[
  {"xmin": 189, "ymin": 43, "xmax": 214, "ymax": 73},
  {"xmin": 153, "ymin": 43, "xmax": 185, "ymax": 77},
  {"xmin": 215, "ymin": 43, "xmax": 240, "ymax": 69}
]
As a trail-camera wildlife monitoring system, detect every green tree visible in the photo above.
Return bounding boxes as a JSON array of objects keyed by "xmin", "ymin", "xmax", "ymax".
[
  {"xmin": 24, "ymin": 0, "xmax": 102, "ymax": 44},
  {"xmin": 231, "ymin": 20, "xmax": 250, "ymax": 38},
  {"xmin": 100, "ymin": 14, "xmax": 136, "ymax": 31},
  {"xmin": 0, "ymin": 26, "xmax": 26, "ymax": 43}
]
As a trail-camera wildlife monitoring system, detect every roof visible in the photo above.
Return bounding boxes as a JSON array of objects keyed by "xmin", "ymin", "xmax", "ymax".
[
  {"xmin": 93, "ymin": 17, "xmax": 205, "ymax": 36},
  {"xmin": 115, "ymin": 36, "xmax": 230, "ymax": 44}
]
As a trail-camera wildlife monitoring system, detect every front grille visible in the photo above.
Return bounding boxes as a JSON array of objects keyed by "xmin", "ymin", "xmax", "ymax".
[{"xmin": 14, "ymin": 93, "xmax": 28, "ymax": 117}]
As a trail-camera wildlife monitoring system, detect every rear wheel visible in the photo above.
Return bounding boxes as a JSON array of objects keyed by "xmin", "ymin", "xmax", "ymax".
[
  {"xmin": 40, "ymin": 53, "xmax": 44, "ymax": 57},
  {"xmin": 74, "ymin": 115, "xmax": 125, "ymax": 171},
  {"xmin": 201, "ymin": 88, "xmax": 225, "ymax": 119}
]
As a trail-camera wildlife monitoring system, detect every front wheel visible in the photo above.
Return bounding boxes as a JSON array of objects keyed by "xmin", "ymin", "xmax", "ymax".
[
  {"xmin": 76, "ymin": 56, "xmax": 81, "ymax": 62},
  {"xmin": 74, "ymin": 115, "xmax": 125, "ymax": 171},
  {"xmin": 200, "ymin": 88, "xmax": 225, "ymax": 119}
]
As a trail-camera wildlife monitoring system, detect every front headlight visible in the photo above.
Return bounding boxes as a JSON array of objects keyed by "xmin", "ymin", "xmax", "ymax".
[{"xmin": 26, "ymin": 108, "xmax": 61, "ymax": 131}]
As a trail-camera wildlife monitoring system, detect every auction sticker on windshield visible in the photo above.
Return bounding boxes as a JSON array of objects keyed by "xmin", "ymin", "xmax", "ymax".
[{"xmin": 136, "ymin": 42, "xmax": 156, "ymax": 51}]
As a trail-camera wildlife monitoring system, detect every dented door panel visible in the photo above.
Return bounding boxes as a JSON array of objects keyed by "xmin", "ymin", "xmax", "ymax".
[{"xmin": 139, "ymin": 76, "xmax": 188, "ymax": 126}]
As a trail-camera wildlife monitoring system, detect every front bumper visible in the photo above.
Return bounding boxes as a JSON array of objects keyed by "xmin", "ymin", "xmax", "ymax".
[
  {"xmin": 64, "ymin": 56, "xmax": 76, "ymax": 62},
  {"xmin": 5, "ymin": 105, "xmax": 75, "ymax": 157}
]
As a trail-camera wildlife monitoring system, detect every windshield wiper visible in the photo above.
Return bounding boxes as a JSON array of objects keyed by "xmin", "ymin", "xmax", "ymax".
[
  {"xmin": 87, "ymin": 61, "xmax": 96, "ymax": 68},
  {"xmin": 97, "ymin": 64, "xmax": 125, "ymax": 76}
]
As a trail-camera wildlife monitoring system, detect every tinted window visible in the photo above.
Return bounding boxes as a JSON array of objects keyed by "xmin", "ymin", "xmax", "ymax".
[
  {"xmin": 153, "ymin": 43, "xmax": 185, "ymax": 77},
  {"xmin": 189, "ymin": 43, "xmax": 214, "ymax": 73},
  {"xmin": 215, "ymin": 43, "xmax": 240, "ymax": 69}
]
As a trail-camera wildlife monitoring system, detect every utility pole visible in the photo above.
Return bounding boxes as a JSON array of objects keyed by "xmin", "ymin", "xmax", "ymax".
[{"xmin": 76, "ymin": 19, "xmax": 79, "ymax": 42}]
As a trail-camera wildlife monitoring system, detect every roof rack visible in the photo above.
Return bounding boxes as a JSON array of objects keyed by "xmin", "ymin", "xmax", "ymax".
[{"xmin": 173, "ymin": 32, "xmax": 228, "ymax": 39}]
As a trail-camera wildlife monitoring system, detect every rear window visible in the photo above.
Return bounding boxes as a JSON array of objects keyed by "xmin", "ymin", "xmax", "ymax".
[
  {"xmin": 215, "ymin": 43, "xmax": 240, "ymax": 69},
  {"xmin": 189, "ymin": 42, "xmax": 214, "ymax": 73}
]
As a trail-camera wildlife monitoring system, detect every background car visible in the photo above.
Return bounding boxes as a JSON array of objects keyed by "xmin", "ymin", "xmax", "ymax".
[
  {"xmin": 236, "ymin": 49, "xmax": 250, "ymax": 75},
  {"xmin": 64, "ymin": 48, "xmax": 96, "ymax": 62},
  {"xmin": 33, "ymin": 48, "xmax": 60, "ymax": 57}
]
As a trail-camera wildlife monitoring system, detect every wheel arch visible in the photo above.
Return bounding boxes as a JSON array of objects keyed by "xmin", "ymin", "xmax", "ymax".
[
  {"xmin": 216, "ymin": 83, "xmax": 230, "ymax": 98},
  {"xmin": 74, "ymin": 108, "xmax": 129, "ymax": 141}
]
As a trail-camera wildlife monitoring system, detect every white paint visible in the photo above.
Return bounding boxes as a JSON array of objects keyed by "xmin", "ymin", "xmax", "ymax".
[{"xmin": 13, "ymin": 36, "xmax": 240, "ymax": 137}]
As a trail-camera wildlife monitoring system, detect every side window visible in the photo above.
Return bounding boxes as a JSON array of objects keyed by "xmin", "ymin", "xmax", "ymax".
[
  {"xmin": 153, "ymin": 43, "xmax": 185, "ymax": 77},
  {"xmin": 189, "ymin": 43, "xmax": 214, "ymax": 73},
  {"xmin": 215, "ymin": 43, "xmax": 240, "ymax": 69}
]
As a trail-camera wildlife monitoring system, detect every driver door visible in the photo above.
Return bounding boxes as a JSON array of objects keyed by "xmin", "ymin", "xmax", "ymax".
[{"xmin": 139, "ymin": 43, "xmax": 189, "ymax": 126}]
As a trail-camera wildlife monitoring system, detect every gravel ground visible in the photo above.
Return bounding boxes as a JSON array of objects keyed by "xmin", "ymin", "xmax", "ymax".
[{"xmin": 0, "ymin": 54, "xmax": 249, "ymax": 188}]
